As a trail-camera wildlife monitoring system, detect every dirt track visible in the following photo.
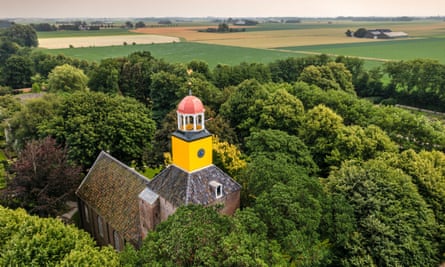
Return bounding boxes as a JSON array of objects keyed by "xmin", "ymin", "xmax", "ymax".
[{"xmin": 39, "ymin": 34, "xmax": 180, "ymax": 49}]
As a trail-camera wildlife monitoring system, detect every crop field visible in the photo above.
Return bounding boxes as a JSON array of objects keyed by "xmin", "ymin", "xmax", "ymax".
[
  {"xmin": 38, "ymin": 20, "xmax": 445, "ymax": 67},
  {"xmin": 39, "ymin": 34, "xmax": 180, "ymax": 49},
  {"xmin": 40, "ymin": 42, "xmax": 306, "ymax": 67}
]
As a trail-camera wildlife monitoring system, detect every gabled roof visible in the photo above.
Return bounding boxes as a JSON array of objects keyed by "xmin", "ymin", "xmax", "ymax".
[
  {"xmin": 76, "ymin": 151, "xmax": 149, "ymax": 243},
  {"xmin": 148, "ymin": 164, "xmax": 241, "ymax": 207},
  {"xmin": 384, "ymin": 31, "xmax": 408, "ymax": 38}
]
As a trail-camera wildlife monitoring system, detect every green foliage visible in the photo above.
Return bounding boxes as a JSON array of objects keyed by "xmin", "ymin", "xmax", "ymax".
[
  {"xmin": 39, "ymin": 91, "xmax": 156, "ymax": 167},
  {"xmin": 298, "ymin": 62, "xmax": 355, "ymax": 94},
  {"xmin": 120, "ymin": 205, "xmax": 286, "ymax": 267},
  {"xmin": 326, "ymin": 159, "xmax": 440, "ymax": 266},
  {"xmin": 254, "ymin": 177, "xmax": 330, "ymax": 266},
  {"xmin": 379, "ymin": 149, "xmax": 445, "ymax": 259},
  {"xmin": 88, "ymin": 58, "xmax": 119, "ymax": 94},
  {"xmin": 384, "ymin": 59, "xmax": 445, "ymax": 111},
  {"xmin": 245, "ymin": 129, "xmax": 318, "ymax": 175},
  {"xmin": 47, "ymin": 64, "xmax": 89, "ymax": 93},
  {"xmin": 8, "ymin": 94, "xmax": 61, "ymax": 150},
  {"xmin": 257, "ymin": 87, "xmax": 305, "ymax": 134},
  {"xmin": 0, "ymin": 205, "xmax": 119, "ymax": 266},
  {"xmin": 220, "ymin": 79, "xmax": 269, "ymax": 143},
  {"xmin": 124, "ymin": 205, "xmax": 232, "ymax": 266},
  {"xmin": 1, "ymin": 137, "xmax": 83, "ymax": 216},
  {"xmin": 2, "ymin": 54, "xmax": 34, "ymax": 88},
  {"xmin": 3, "ymin": 24, "xmax": 38, "ymax": 47}
]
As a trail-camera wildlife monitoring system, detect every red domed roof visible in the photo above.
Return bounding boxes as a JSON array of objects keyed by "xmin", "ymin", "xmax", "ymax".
[{"xmin": 177, "ymin": 95, "xmax": 205, "ymax": 114}]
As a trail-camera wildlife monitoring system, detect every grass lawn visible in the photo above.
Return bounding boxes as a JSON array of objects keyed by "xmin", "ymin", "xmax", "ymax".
[{"xmin": 38, "ymin": 42, "xmax": 309, "ymax": 68}]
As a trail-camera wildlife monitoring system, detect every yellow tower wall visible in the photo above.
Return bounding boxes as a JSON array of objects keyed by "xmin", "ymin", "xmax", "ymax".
[{"xmin": 171, "ymin": 135, "xmax": 212, "ymax": 172}]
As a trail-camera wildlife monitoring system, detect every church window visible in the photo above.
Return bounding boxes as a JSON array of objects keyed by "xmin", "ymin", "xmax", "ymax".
[
  {"xmin": 209, "ymin": 181, "xmax": 223, "ymax": 199},
  {"xmin": 113, "ymin": 231, "xmax": 121, "ymax": 250},
  {"xmin": 97, "ymin": 216, "xmax": 104, "ymax": 237},
  {"xmin": 84, "ymin": 206, "xmax": 89, "ymax": 223}
]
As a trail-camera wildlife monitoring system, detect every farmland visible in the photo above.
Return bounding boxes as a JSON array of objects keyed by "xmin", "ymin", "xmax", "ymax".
[{"xmin": 38, "ymin": 19, "xmax": 445, "ymax": 67}]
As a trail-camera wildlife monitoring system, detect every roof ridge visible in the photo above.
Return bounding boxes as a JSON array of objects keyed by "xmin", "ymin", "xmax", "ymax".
[{"xmin": 185, "ymin": 172, "xmax": 192, "ymax": 205}]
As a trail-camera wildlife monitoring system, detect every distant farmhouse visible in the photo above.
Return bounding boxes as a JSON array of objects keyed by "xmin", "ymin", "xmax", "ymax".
[
  {"xmin": 348, "ymin": 28, "xmax": 408, "ymax": 39},
  {"xmin": 76, "ymin": 95, "xmax": 241, "ymax": 250},
  {"xmin": 365, "ymin": 29, "xmax": 408, "ymax": 39}
]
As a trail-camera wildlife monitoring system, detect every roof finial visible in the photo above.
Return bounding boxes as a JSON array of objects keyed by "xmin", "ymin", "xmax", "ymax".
[{"xmin": 189, "ymin": 89, "xmax": 192, "ymax": 96}]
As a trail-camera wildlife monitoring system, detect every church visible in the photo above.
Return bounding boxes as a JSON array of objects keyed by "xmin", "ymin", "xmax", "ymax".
[{"xmin": 76, "ymin": 95, "xmax": 241, "ymax": 250}]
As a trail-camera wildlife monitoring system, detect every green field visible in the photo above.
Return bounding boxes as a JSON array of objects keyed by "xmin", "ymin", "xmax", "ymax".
[
  {"xmin": 39, "ymin": 42, "xmax": 308, "ymax": 67},
  {"xmin": 37, "ymin": 28, "xmax": 140, "ymax": 38},
  {"xmin": 277, "ymin": 37, "xmax": 445, "ymax": 63},
  {"xmin": 36, "ymin": 20, "xmax": 445, "ymax": 68}
]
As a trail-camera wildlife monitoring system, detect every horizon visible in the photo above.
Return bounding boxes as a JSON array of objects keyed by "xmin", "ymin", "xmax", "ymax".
[{"xmin": 2, "ymin": 0, "xmax": 444, "ymax": 20}]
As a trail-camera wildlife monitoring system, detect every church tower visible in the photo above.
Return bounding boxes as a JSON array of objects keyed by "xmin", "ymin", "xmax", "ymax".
[{"xmin": 171, "ymin": 95, "xmax": 213, "ymax": 172}]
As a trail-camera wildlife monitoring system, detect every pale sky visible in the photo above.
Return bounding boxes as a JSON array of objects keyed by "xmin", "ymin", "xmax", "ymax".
[{"xmin": 1, "ymin": 0, "xmax": 444, "ymax": 18}]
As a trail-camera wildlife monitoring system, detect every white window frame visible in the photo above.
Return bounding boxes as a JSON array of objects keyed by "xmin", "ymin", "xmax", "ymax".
[{"xmin": 209, "ymin": 181, "xmax": 223, "ymax": 199}]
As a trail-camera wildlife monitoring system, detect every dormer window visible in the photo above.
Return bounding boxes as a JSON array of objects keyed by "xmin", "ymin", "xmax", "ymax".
[{"xmin": 209, "ymin": 181, "xmax": 223, "ymax": 199}]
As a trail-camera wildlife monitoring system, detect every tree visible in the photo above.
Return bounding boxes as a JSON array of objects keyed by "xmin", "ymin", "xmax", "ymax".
[
  {"xmin": 0, "ymin": 38, "xmax": 20, "ymax": 65},
  {"xmin": 39, "ymin": 91, "xmax": 156, "ymax": 168},
  {"xmin": 135, "ymin": 21, "xmax": 146, "ymax": 28},
  {"xmin": 245, "ymin": 129, "xmax": 319, "ymax": 175},
  {"xmin": 122, "ymin": 205, "xmax": 232, "ymax": 266},
  {"xmin": 353, "ymin": 28, "xmax": 368, "ymax": 38},
  {"xmin": 220, "ymin": 79, "xmax": 269, "ymax": 143},
  {"xmin": 298, "ymin": 62, "xmax": 355, "ymax": 94},
  {"xmin": 47, "ymin": 64, "xmax": 89, "ymax": 93},
  {"xmin": 0, "ymin": 205, "xmax": 119, "ymax": 266},
  {"xmin": 150, "ymin": 70, "xmax": 185, "ymax": 123},
  {"xmin": 220, "ymin": 208, "xmax": 286, "ymax": 266},
  {"xmin": 257, "ymin": 87, "xmax": 305, "ymax": 135},
  {"xmin": 326, "ymin": 159, "xmax": 440, "ymax": 266},
  {"xmin": 254, "ymin": 178, "xmax": 330, "ymax": 266},
  {"xmin": 300, "ymin": 104, "xmax": 344, "ymax": 175},
  {"xmin": 379, "ymin": 149, "xmax": 445, "ymax": 259},
  {"xmin": 238, "ymin": 153, "xmax": 312, "ymax": 207},
  {"xmin": 2, "ymin": 54, "xmax": 33, "ymax": 88},
  {"xmin": 125, "ymin": 21, "xmax": 134, "ymax": 29},
  {"xmin": 7, "ymin": 94, "xmax": 61, "ymax": 150},
  {"xmin": 1, "ymin": 137, "xmax": 82, "ymax": 216},
  {"xmin": 212, "ymin": 136, "xmax": 246, "ymax": 177},
  {"xmin": 88, "ymin": 58, "xmax": 119, "ymax": 94},
  {"xmin": 3, "ymin": 24, "xmax": 38, "ymax": 47}
]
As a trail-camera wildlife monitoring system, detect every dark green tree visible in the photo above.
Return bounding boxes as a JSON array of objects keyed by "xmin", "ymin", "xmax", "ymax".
[
  {"xmin": 254, "ymin": 177, "xmax": 330, "ymax": 266},
  {"xmin": 121, "ymin": 205, "xmax": 232, "ymax": 266},
  {"xmin": 326, "ymin": 159, "xmax": 439, "ymax": 266},
  {"xmin": 245, "ymin": 129, "xmax": 318, "ymax": 175},
  {"xmin": 2, "ymin": 54, "xmax": 33, "ymax": 88},
  {"xmin": 220, "ymin": 79, "xmax": 269, "ymax": 143},
  {"xmin": 3, "ymin": 24, "xmax": 38, "ymax": 47},
  {"xmin": 39, "ymin": 91, "xmax": 156, "ymax": 168},
  {"xmin": 88, "ymin": 58, "xmax": 120, "ymax": 94}
]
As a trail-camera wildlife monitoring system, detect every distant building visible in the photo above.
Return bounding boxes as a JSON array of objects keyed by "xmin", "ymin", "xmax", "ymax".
[
  {"xmin": 76, "ymin": 95, "xmax": 241, "ymax": 250},
  {"xmin": 365, "ymin": 29, "xmax": 408, "ymax": 39}
]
